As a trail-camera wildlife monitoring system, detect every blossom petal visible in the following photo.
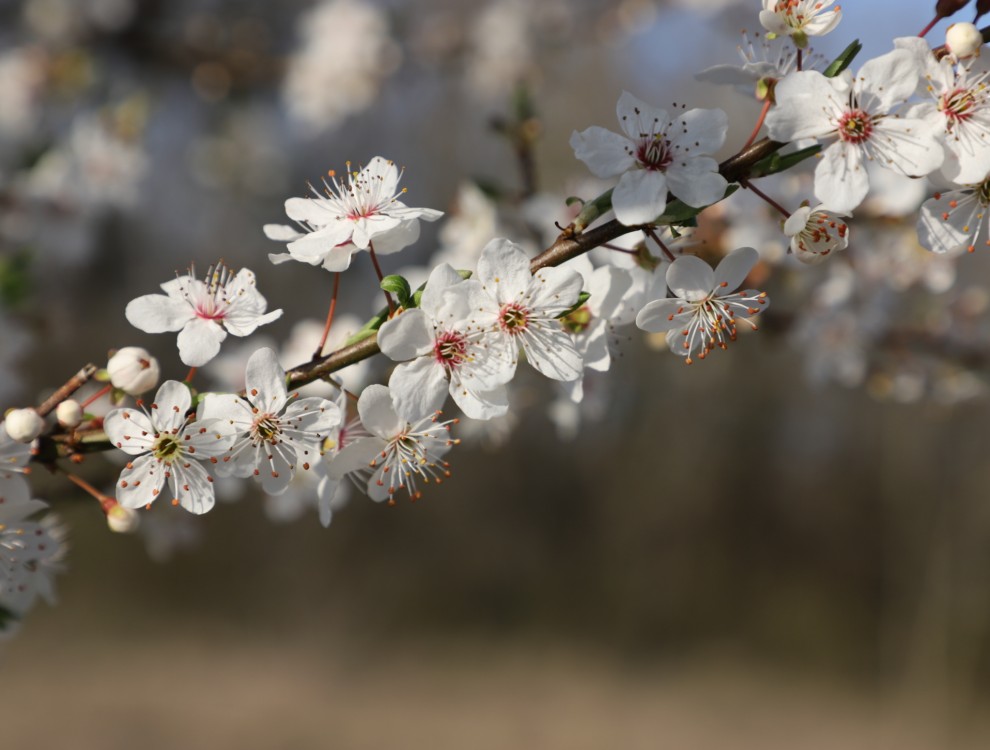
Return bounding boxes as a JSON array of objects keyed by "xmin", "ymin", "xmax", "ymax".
[
  {"xmin": 125, "ymin": 295, "xmax": 195, "ymax": 334},
  {"xmin": 378, "ymin": 309, "xmax": 434, "ymax": 361},
  {"xmin": 477, "ymin": 238, "xmax": 533, "ymax": 303},
  {"xmin": 104, "ymin": 408, "xmax": 157, "ymax": 455},
  {"xmin": 245, "ymin": 347, "xmax": 288, "ymax": 415},
  {"xmin": 666, "ymin": 157, "xmax": 727, "ymax": 209},
  {"xmin": 814, "ymin": 142, "xmax": 868, "ymax": 213},
  {"xmin": 569, "ymin": 126, "xmax": 635, "ymax": 178},
  {"xmin": 357, "ymin": 384, "xmax": 405, "ymax": 436},
  {"xmin": 177, "ymin": 318, "xmax": 227, "ymax": 367},
  {"xmin": 666, "ymin": 255, "xmax": 714, "ymax": 301},
  {"xmin": 115, "ymin": 454, "xmax": 164, "ymax": 509},
  {"xmin": 636, "ymin": 298, "xmax": 690, "ymax": 333},
  {"xmin": 153, "ymin": 380, "xmax": 193, "ymax": 432},
  {"xmin": 714, "ymin": 247, "xmax": 759, "ymax": 292},
  {"xmin": 389, "ymin": 357, "xmax": 448, "ymax": 419},
  {"xmin": 612, "ymin": 169, "xmax": 668, "ymax": 225}
]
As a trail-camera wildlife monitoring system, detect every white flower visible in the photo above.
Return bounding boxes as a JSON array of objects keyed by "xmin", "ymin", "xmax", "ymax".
[
  {"xmin": 104, "ymin": 380, "xmax": 237, "ymax": 514},
  {"xmin": 468, "ymin": 238, "xmax": 585, "ymax": 382},
  {"xmin": 0, "ymin": 426, "xmax": 33, "ymax": 508},
  {"xmin": 107, "ymin": 346, "xmax": 160, "ymax": 395},
  {"xmin": 558, "ymin": 256, "xmax": 634, "ymax": 403},
  {"xmin": 328, "ymin": 385, "xmax": 458, "ymax": 503},
  {"xmin": 917, "ymin": 178, "xmax": 990, "ymax": 254},
  {"xmin": 696, "ymin": 30, "xmax": 827, "ymax": 97},
  {"xmin": 570, "ymin": 91, "xmax": 728, "ymax": 225},
  {"xmin": 759, "ymin": 0, "xmax": 842, "ymax": 47},
  {"xmin": 125, "ymin": 263, "xmax": 282, "ymax": 367},
  {"xmin": 636, "ymin": 247, "xmax": 769, "ymax": 364},
  {"xmin": 265, "ymin": 156, "xmax": 442, "ymax": 272},
  {"xmin": 896, "ymin": 36, "xmax": 990, "ymax": 184},
  {"xmin": 199, "ymin": 348, "xmax": 342, "ymax": 496},
  {"xmin": 783, "ymin": 204, "xmax": 849, "ymax": 264},
  {"xmin": 3, "ymin": 408, "xmax": 43, "ymax": 443},
  {"xmin": 0, "ymin": 499, "xmax": 65, "ymax": 617},
  {"xmin": 378, "ymin": 263, "xmax": 515, "ymax": 420},
  {"xmin": 765, "ymin": 48, "xmax": 945, "ymax": 213}
]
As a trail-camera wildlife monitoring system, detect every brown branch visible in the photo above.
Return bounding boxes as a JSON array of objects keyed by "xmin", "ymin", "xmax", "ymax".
[{"xmin": 35, "ymin": 364, "xmax": 99, "ymax": 417}]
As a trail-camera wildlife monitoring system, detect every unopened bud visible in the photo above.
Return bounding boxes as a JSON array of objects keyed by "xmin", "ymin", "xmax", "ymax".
[
  {"xmin": 946, "ymin": 22, "xmax": 985, "ymax": 58},
  {"xmin": 107, "ymin": 346, "xmax": 160, "ymax": 396},
  {"xmin": 106, "ymin": 503, "xmax": 139, "ymax": 534},
  {"xmin": 4, "ymin": 408, "xmax": 44, "ymax": 443},
  {"xmin": 56, "ymin": 399, "xmax": 83, "ymax": 429},
  {"xmin": 936, "ymin": 0, "xmax": 970, "ymax": 16}
]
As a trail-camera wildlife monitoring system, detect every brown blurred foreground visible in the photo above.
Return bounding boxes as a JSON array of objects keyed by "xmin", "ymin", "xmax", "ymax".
[{"xmin": 4, "ymin": 628, "xmax": 990, "ymax": 750}]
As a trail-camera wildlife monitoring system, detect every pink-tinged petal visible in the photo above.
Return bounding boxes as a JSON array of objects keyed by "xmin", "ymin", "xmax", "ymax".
[
  {"xmin": 104, "ymin": 408, "xmax": 157, "ymax": 455},
  {"xmin": 636, "ymin": 298, "xmax": 691, "ymax": 333},
  {"xmin": 357, "ymin": 384, "xmax": 405, "ymax": 437},
  {"xmin": 855, "ymin": 48, "xmax": 919, "ymax": 114},
  {"xmin": 814, "ymin": 142, "xmax": 869, "ymax": 213},
  {"xmin": 169, "ymin": 461, "xmax": 216, "ymax": 515},
  {"xmin": 666, "ymin": 157, "xmax": 727, "ymax": 209},
  {"xmin": 115, "ymin": 454, "xmax": 164, "ymax": 509},
  {"xmin": 152, "ymin": 380, "xmax": 193, "ymax": 431},
  {"xmin": 521, "ymin": 327, "xmax": 583, "ymax": 382},
  {"xmin": 263, "ymin": 224, "xmax": 303, "ymax": 242},
  {"xmin": 177, "ymin": 318, "xmax": 227, "ymax": 367},
  {"xmin": 612, "ymin": 169, "xmax": 668, "ymax": 225},
  {"xmin": 616, "ymin": 91, "xmax": 670, "ymax": 141},
  {"xmin": 666, "ymin": 255, "xmax": 714, "ymax": 301},
  {"xmin": 477, "ymin": 238, "xmax": 533, "ymax": 303},
  {"xmin": 714, "ymin": 247, "xmax": 759, "ymax": 293},
  {"xmin": 569, "ymin": 126, "xmax": 635, "ymax": 178},
  {"xmin": 244, "ymin": 347, "xmax": 288, "ymax": 415},
  {"xmin": 389, "ymin": 357, "xmax": 448, "ymax": 420},
  {"xmin": 669, "ymin": 108, "xmax": 727, "ymax": 155},
  {"xmin": 378, "ymin": 309, "xmax": 433, "ymax": 361},
  {"xmin": 326, "ymin": 436, "xmax": 384, "ymax": 479},
  {"xmin": 420, "ymin": 263, "xmax": 465, "ymax": 317},
  {"xmin": 449, "ymin": 379, "xmax": 509, "ymax": 420},
  {"xmin": 125, "ymin": 294, "xmax": 194, "ymax": 334},
  {"xmin": 765, "ymin": 71, "xmax": 839, "ymax": 141}
]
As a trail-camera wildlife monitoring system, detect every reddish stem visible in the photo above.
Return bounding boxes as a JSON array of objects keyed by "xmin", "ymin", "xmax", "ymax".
[
  {"xmin": 644, "ymin": 227, "xmax": 676, "ymax": 262},
  {"xmin": 918, "ymin": 15, "xmax": 941, "ymax": 38},
  {"xmin": 368, "ymin": 242, "xmax": 396, "ymax": 315},
  {"xmin": 740, "ymin": 178, "xmax": 791, "ymax": 219},
  {"xmin": 184, "ymin": 367, "xmax": 197, "ymax": 384},
  {"xmin": 80, "ymin": 383, "xmax": 111, "ymax": 410},
  {"xmin": 741, "ymin": 98, "xmax": 773, "ymax": 153},
  {"xmin": 64, "ymin": 471, "xmax": 115, "ymax": 513},
  {"xmin": 314, "ymin": 272, "xmax": 342, "ymax": 360},
  {"xmin": 796, "ymin": 48, "xmax": 803, "ymax": 71}
]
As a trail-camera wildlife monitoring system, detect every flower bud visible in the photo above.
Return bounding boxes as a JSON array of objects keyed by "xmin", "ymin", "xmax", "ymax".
[
  {"xmin": 946, "ymin": 22, "xmax": 984, "ymax": 58},
  {"xmin": 107, "ymin": 346, "xmax": 160, "ymax": 396},
  {"xmin": 4, "ymin": 408, "xmax": 44, "ymax": 442},
  {"xmin": 106, "ymin": 504, "xmax": 139, "ymax": 534},
  {"xmin": 55, "ymin": 399, "xmax": 83, "ymax": 429}
]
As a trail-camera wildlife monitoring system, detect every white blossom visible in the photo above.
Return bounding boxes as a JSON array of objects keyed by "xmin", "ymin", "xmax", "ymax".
[
  {"xmin": 759, "ymin": 0, "xmax": 842, "ymax": 47},
  {"xmin": 199, "ymin": 348, "xmax": 342, "ymax": 496},
  {"xmin": 636, "ymin": 247, "xmax": 769, "ymax": 363},
  {"xmin": 570, "ymin": 91, "xmax": 728, "ymax": 225},
  {"xmin": 104, "ymin": 380, "xmax": 237, "ymax": 514},
  {"xmin": 107, "ymin": 346, "xmax": 160, "ymax": 395},
  {"xmin": 125, "ymin": 263, "xmax": 282, "ymax": 367},
  {"xmin": 783, "ymin": 204, "xmax": 850, "ymax": 264}
]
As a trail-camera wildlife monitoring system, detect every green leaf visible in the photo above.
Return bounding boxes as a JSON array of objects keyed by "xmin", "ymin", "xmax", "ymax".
[
  {"xmin": 574, "ymin": 188, "xmax": 614, "ymax": 231},
  {"xmin": 824, "ymin": 39, "xmax": 861, "ymax": 78},
  {"xmin": 380, "ymin": 275, "xmax": 412, "ymax": 308},
  {"xmin": 654, "ymin": 184, "xmax": 739, "ymax": 225},
  {"xmin": 558, "ymin": 291, "xmax": 592, "ymax": 321},
  {"xmin": 748, "ymin": 143, "xmax": 822, "ymax": 179}
]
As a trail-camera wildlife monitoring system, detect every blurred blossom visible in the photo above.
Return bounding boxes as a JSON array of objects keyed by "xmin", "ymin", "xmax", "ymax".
[
  {"xmin": 0, "ymin": 47, "xmax": 45, "ymax": 143},
  {"xmin": 466, "ymin": 0, "xmax": 533, "ymax": 100},
  {"xmin": 23, "ymin": 0, "xmax": 135, "ymax": 41},
  {"xmin": 283, "ymin": 0, "xmax": 400, "ymax": 134}
]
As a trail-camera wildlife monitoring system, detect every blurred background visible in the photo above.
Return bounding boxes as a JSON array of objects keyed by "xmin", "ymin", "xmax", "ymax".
[{"xmin": 4, "ymin": 0, "xmax": 990, "ymax": 747}]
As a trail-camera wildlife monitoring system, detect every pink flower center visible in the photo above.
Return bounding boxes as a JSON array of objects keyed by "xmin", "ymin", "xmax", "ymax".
[
  {"xmin": 433, "ymin": 331, "xmax": 469, "ymax": 371},
  {"xmin": 837, "ymin": 109, "xmax": 873, "ymax": 144},
  {"xmin": 940, "ymin": 88, "xmax": 977, "ymax": 125},
  {"xmin": 498, "ymin": 303, "xmax": 529, "ymax": 335},
  {"xmin": 636, "ymin": 136, "xmax": 673, "ymax": 171}
]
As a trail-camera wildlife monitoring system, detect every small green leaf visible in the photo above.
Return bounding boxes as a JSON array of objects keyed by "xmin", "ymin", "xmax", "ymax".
[
  {"xmin": 824, "ymin": 39, "xmax": 861, "ymax": 78},
  {"xmin": 748, "ymin": 143, "xmax": 822, "ymax": 179},
  {"xmin": 558, "ymin": 291, "xmax": 592, "ymax": 321},
  {"xmin": 654, "ymin": 184, "xmax": 739, "ymax": 225},
  {"xmin": 380, "ymin": 275, "xmax": 412, "ymax": 308},
  {"xmin": 574, "ymin": 188, "xmax": 614, "ymax": 231},
  {"xmin": 565, "ymin": 196, "xmax": 585, "ymax": 207}
]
